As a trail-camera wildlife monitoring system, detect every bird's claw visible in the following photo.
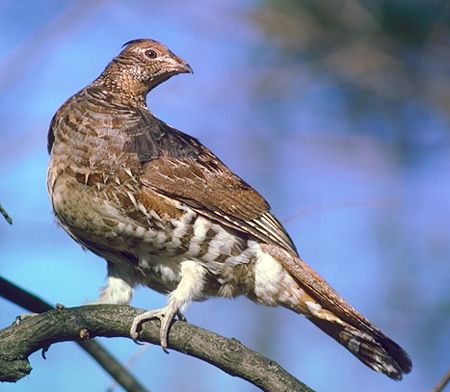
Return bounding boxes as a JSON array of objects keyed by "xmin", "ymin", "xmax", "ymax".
[
  {"xmin": 176, "ymin": 311, "xmax": 187, "ymax": 322},
  {"xmin": 130, "ymin": 303, "xmax": 179, "ymax": 351}
]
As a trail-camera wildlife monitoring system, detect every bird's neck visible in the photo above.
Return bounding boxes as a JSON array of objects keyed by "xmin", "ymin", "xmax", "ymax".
[{"xmin": 92, "ymin": 69, "xmax": 149, "ymax": 108}]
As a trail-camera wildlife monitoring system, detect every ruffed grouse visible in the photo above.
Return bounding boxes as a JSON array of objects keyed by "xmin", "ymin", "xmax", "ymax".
[{"xmin": 47, "ymin": 39, "xmax": 412, "ymax": 380}]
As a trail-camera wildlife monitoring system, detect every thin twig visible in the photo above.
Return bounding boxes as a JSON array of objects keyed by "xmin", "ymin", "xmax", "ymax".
[
  {"xmin": 432, "ymin": 368, "xmax": 450, "ymax": 392},
  {"xmin": 0, "ymin": 203, "xmax": 12, "ymax": 224},
  {"xmin": 0, "ymin": 276, "xmax": 148, "ymax": 392}
]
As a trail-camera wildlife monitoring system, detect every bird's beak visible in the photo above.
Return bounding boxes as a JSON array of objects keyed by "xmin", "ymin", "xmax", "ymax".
[
  {"xmin": 180, "ymin": 62, "xmax": 193, "ymax": 74},
  {"xmin": 167, "ymin": 54, "xmax": 194, "ymax": 74},
  {"xmin": 173, "ymin": 60, "xmax": 193, "ymax": 75}
]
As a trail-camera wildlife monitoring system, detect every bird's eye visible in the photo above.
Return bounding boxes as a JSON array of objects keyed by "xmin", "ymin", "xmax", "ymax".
[{"xmin": 145, "ymin": 49, "xmax": 158, "ymax": 59}]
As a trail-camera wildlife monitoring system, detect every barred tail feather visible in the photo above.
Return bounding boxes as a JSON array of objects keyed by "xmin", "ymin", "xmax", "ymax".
[
  {"xmin": 308, "ymin": 314, "xmax": 411, "ymax": 380},
  {"xmin": 261, "ymin": 244, "xmax": 412, "ymax": 380}
]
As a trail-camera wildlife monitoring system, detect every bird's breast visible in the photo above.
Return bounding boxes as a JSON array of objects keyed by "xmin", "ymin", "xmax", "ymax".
[
  {"xmin": 49, "ymin": 161, "xmax": 259, "ymax": 297},
  {"xmin": 47, "ymin": 96, "xmax": 263, "ymax": 297}
]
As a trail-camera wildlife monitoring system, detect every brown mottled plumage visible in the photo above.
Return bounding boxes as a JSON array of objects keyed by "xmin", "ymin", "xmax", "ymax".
[{"xmin": 47, "ymin": 39, "xmax": 412, "ymax": 380}]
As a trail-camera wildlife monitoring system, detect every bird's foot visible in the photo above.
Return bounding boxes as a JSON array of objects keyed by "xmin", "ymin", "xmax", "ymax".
[{"xmin": 130, "ymin": 302, "xmax": 180, "ymax": 352}]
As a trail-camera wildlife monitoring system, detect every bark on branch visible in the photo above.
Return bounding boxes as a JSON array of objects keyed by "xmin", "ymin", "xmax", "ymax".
[
  {"xmin": 0, "ymin": 276, "xmax": 148, "ymax": 392},
  {"xmin": 0, "ymin": 305, "xmax": 314, "ymax": 392}
]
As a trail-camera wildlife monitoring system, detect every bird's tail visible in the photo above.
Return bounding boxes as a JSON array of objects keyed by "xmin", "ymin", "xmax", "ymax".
[
  {"xmin": 305, "ymin": 307, "xmax": 411, "ymax": 380},
  {"xmin": 261, "ymin": 244, "xmax": 412, "ymax": 380}
]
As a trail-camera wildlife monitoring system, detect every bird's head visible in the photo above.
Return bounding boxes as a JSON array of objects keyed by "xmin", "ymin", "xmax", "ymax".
[{"xmin": 98, "ymin": 39, "xmax": 193, "ymax": 100}]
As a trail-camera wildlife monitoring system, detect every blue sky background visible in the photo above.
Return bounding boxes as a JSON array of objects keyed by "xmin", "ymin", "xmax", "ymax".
[{"xmin": 1, "ymin": 1, "xmax": 449, "ymax": 391}]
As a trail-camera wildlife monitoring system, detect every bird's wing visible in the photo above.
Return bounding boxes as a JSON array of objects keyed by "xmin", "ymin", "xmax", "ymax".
[{"xmin": 129, "ymin": 111, "xmax": 297, "ymax": 254}]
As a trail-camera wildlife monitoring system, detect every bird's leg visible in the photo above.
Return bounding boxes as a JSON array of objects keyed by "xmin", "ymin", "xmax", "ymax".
[
  {"xmin": 93, "ymin": 276, "xmax": 133, "ymax": 305},
  {"xmin": 89, "ymin": 262, "xmax": 135, "ymax": 305},
  {"xmin": 130, "ymin": 260, "xmax": 206, "ymax": 350}
]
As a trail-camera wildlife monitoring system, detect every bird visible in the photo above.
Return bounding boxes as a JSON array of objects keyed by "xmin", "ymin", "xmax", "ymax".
[{"xmin": 47, "ymin": 38, "xmax": 412, "ymax": 380}]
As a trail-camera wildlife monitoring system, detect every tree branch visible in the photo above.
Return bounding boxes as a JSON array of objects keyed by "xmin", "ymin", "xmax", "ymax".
[
  {"xmin": 0, "ymin": 277, "xmax": 148, "ymax": 392},
  {"xmin": 0, "ymin": 305, "xmax": 314, "ymax": 392}
]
